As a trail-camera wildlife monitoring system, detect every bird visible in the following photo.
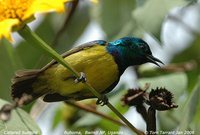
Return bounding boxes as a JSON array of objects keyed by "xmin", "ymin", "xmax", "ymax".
[{"xmin": 11, "ymin": 37, "xmax": 163, "ymax": 105}]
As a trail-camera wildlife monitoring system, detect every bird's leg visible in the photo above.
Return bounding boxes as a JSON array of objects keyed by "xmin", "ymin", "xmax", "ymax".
[
  {"xmin": 75, "ymin": 72, "xmax": 108, "ymax": 105},
  {"xmin": 96, "ymin": 94, "xmax": 108, "ymax": 106},
  {"xmin": 75, "ymin": 72, "xmax": 87, "ymax": 83}
]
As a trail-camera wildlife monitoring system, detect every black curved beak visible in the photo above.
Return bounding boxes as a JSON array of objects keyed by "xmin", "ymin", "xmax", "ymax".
[{"xmin": 146, "ymin": 55, "xmax": 164, "ymax": 67}]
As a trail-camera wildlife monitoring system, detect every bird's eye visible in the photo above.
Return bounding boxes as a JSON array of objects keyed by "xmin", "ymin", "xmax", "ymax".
[
  {"xmin": 139, "ymin": 44, "xmax": 146, "ymax": 50},
  {"xmin": 139, "ymin": 44, "xmax": 151, "ymax": 53}
]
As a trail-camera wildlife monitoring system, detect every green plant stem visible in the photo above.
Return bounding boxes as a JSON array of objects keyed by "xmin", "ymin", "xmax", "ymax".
[{"xmin": 18, "ymin": 25, "xmax": 144, "ymax": 135}]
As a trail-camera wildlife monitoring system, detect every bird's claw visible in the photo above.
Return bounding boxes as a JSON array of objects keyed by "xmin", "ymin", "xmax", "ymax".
[
  {"xmin": 75, "ymin": 72, "xmax": 86, "ymax": 83},
  {"xmin": 96, "ymin": 95, "xmax": 108, "ymax": 106}
]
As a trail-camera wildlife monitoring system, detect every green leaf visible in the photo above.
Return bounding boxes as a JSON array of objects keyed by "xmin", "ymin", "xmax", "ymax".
[
  {"xmin": 178, "ymin": 76, "xmax": 200, "ymax": 131},
  {"xmin": 136, "ymin": 0, "xmax": 147, "ymax": 7},
  {"xmin": 53, "ymin": 4, "xmax": 90, "ymax": 53},
  {"xmin": 16, "ymin": 41, "xmax": 45, "ymax": 69},
  {"xmin": 52, "ymin": 103, "xmax": 77, "ymax": 129},
  {"xmin": 138, "ymin": 72, "xmax": 187, "ymax": 99},
  {"xmin": 133, "ymin": 0, "xmax": 188, "ymax": 40},
  {"xmin": 52, "ymin": 106, "xmax": 62, "ymax": 129},
  {"xmin": 0, "ymin": 39, "xmax": 23, "ymax": 101},
  {"xmin": 0, "ymin": 99, "xmax": 41, "ymax": 135},
  {"xmin": 94, "ymin": 0, "xmax": 136, "ymax": 40},
  {"xmin": 191, "ymin": 99, "xmax": 200, "ymax": 133},
  {"xmin": 73, "ymin": 111, "xmax": 100, "ymax": 128},
  {"xmin": 172, "ymin": 36, "xmax": 200, "ymax": 92},
  {"xmin": 15, "ymin": 14, "xmax": 57, "ymax": 69}
]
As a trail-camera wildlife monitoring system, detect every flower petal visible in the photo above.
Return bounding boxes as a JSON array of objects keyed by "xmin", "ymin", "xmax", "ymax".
[
  {"xmin": 90, "ymin": 0, "xmax": 99, "ymax": 4},
  {"xmin": 0, "ymin": 19, "xmax": 19, "ymax": 41},
  {"xmin": 23, "ymin": 0, "xmax": 69, "ymax": 20}
]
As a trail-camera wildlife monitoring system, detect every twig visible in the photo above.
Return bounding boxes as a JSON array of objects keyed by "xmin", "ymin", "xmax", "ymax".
[
  {"xmin": 52, "ymin": 0, "xmax": 79, "ymax": 47},
  {"xmin": 138, "ymin": 60, "xmax": 197, "ymax": 78},
  {"xmin": 0, "ymin": 103, "xmax": 37, "ymax": 134},
  {"xmin": 161, "ymin": 60, "xmax": 197, "ymax": 72},
  {"xmin": 0, "ymin": 103, "xmax": 16, "ymax": 121},
  {"xmin": 65, "ymin": 101, "xmax": 127, "ymax": 127},
  {"xmin": 136, "ymin": 105, "xmax": 148, "ymax": 123},
  {"xmin": 34, "ymin": 0, "xmax": 79, "ymax": 68},
  {"xmin": 0, "ymin": 94, "xmax": 32, "ymax": 121},
  {"xmin": 147, "ymin": 107, "xmax": 156, "ymax": 135}
]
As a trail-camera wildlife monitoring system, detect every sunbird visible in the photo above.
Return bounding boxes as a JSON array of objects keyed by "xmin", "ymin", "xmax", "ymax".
[{"xmin": 12, "ymin": 37, "xmax": 163, "ymax": 105}]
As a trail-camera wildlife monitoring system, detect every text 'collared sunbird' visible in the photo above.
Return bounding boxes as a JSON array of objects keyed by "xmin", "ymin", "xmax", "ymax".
[{"xmin": 12, "ymin": 37, "xmax": 163, "ymax": 104}]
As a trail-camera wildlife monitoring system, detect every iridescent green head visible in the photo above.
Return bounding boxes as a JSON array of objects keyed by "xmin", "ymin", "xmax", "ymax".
[{"xmin": 107, "ymin": 37, "xmax": 163, "ymax": 70}]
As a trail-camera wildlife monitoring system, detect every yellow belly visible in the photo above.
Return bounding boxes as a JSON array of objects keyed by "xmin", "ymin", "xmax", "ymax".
[{"xmin": 33, "ymin": 45, "xmax": 119, "ymax": 98}]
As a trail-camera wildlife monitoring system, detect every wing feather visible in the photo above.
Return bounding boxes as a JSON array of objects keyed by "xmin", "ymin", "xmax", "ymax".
[{"xmin": 41, "ymin": 40, "xmax": 107, "ymax": 71}]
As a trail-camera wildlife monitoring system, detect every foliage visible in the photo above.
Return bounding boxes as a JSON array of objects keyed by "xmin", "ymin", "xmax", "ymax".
[
  {"xmin": 0, "ymin": 0, "xmax": 200, "ymax": 134},
  {"xmin": 0, "ymin": 99, "xmax": 41, "ymax": 135}
]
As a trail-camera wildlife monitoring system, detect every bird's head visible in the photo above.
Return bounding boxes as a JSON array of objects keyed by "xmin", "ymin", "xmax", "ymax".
[{"xmin": 107, "ymin": 37, "xmax": 164, "ymax": 68}]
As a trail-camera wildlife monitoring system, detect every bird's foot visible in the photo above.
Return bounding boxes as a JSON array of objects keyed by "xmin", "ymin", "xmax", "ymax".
[
  {"xmin": 96, "ymin": 95, "xmax": 108, "ymax": 106},
  {"xmin": 75, "ymin": 72, "xmax": 86, "ymax": 83}
]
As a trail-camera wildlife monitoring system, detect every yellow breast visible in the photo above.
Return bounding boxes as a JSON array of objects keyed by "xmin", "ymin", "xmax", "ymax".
[{"xmin": 34, "ymin": 45, "xmax": 119, "ymax": 97}]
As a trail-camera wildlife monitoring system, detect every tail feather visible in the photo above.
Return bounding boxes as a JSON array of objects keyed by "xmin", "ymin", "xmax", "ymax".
[{"xmin": 11, "ymin": 70, "xmax": 41, "ymax": 104}]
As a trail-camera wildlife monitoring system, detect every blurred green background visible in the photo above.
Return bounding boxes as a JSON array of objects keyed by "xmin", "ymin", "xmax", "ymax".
[{"xmin": 0, "ymin": 0, "xmax": 200, "ymax": 134}]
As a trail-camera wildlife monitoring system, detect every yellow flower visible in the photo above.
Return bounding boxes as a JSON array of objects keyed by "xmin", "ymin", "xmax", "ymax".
[
  {"xmin": 0, "ymin": 0, "xmax": 70, "ymax": 41},
  {"xmin": 90, "ymin": 0, "xmax": 98, "ymax": 4}
]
